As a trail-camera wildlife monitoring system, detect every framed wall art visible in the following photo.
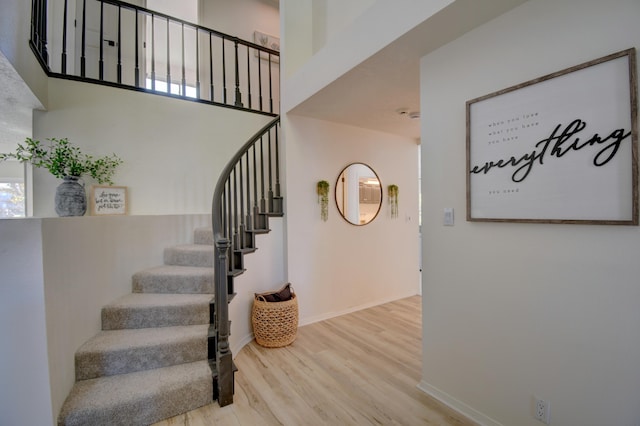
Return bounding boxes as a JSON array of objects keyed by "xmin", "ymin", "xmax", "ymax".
[
  {"xmin": 90, "ymin": 185, "xmax": 128, "ymax": 215},
  {"xmin": 466, "ymin": 48, "xmax": 638, "ymax": 225}
]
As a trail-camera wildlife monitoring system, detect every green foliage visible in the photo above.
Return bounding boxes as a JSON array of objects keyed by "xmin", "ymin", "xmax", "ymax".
[
  {"xmin": 316, "ymin": 180, "xmax": 330, "ymax": 197},
  {"xmin": 388, "ymin": 184, "xmax": 399, "ymax": 219},
  {"xmin": 316, "ymin": 180, "xmax": 330, "ymax": 221},
  {"xmin": 0, "ymin": 138, "xmax": 123, "ymax": 185}
]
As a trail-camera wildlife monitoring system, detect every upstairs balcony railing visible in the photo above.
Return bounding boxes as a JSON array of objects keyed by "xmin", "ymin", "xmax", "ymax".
[{"xmin": 30, "ymin": 0, "xmax": 280, "ymax": 116}]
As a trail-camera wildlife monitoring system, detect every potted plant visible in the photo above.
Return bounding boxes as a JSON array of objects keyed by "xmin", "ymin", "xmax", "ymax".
[
  {"xmin": 316, "ymin": 180, "xmax": 330, "ymax": 221},
  {"xmin": 388, "ymin": 184, "xmax": 399, "ymax": 219},
  {"xmin": 0, "ymin": 137, "xmax": 123, "ymax": 216}
]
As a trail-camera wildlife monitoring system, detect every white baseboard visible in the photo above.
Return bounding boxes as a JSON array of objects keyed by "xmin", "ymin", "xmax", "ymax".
[
  {"xmin": 417, "ymin": 380, "xmax": 503, "ymax": 426},
  {"xmin": 298, "ymin": 291, "xmax": 419, "ymax": 327},
  {"xmin": 231, "ymin": 333, "xmax": 255, "ymax": 357}
]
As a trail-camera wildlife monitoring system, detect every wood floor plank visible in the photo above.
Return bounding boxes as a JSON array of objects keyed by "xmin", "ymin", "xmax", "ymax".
[{"xmin": 153, "ymin": 296, "xmax": 475, "ymax": 426}]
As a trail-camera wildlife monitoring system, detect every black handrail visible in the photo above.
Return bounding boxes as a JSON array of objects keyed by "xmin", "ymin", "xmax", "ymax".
[
  {"xmin": 30, "ymin": 0, "xmax": 279, "ymax": 116},
  {"xmin": 211, "ymin": 116, "xmax": 280, "ymax": 406}
]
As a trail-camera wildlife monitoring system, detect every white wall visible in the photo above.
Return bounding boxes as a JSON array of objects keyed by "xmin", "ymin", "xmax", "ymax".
[
  {"xmin": 419, "ymin": 1, "xmax": 640, "ymax": 425},
  {"xmin": 0, "ymin": 219, "xmax": 53, "ymax": 426},
  {"xmin": 284, "ymin": 115, "xmax": 420, "ymax": 324},
  {"xmin": 311, "ymin": 0, "xmax": 375, "ymax": 54},
  {"xmin": 200, "ymin": 0, "xmax": 279, "ymax": 43},
  {"xmin": 33, "ymin": 78, "xmax": 272, "ymax": 217}
]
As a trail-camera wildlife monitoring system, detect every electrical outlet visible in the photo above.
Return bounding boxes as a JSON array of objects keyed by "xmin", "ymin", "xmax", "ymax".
[{"xmin": 534, "ymin": 397, "xmax": 550, "ymax": 424}]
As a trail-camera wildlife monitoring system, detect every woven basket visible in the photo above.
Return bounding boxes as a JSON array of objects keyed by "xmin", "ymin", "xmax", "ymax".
[{"xmin": 252, "ymin": 291, "xmax": 299, "ymax": 348}]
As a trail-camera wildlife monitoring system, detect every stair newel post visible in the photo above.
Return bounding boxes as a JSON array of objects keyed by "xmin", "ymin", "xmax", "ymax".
[{"xmin": 213, "ymin": 237, "xmax": 233, "ymax": 407}]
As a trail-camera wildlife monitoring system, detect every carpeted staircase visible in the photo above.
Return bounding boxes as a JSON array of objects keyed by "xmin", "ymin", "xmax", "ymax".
[{"xmin": 58, "ymin": 227, "xmax": 217, "ymax": 426}]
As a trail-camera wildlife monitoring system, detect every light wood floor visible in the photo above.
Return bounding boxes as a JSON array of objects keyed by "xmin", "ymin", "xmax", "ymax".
[{"xmin": 153, "ymin": 296, "xmax": 473, "ymax": 426}]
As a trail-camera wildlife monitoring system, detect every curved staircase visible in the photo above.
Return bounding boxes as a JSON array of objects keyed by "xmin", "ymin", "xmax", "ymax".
[{"xmin": 58, "ymin": 227, "xmax": 217, "ymax": 426}]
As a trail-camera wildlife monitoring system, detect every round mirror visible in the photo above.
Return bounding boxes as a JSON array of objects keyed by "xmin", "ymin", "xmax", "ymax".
[{"xmin": 335, "ymin": 163, "xmax": 382, "ymax": 226}]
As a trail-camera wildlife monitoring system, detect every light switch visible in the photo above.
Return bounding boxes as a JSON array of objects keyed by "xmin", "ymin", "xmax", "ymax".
[{"xmin": 443, "ymin": 208, "xmax": 454, "ymax": 226}]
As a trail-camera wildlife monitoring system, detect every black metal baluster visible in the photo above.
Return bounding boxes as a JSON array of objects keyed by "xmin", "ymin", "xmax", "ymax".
[
  {"xmin": 233, "ymin": 168, "xmax": 239, "ymax": 250},
  {"xmin": 222, "ymin": 38, "xmax": 227, "ymax": 104},
  {"xmin": 30, "ymin": 0, "xmax": 37, "ymax": 47},
  {"xmin": 61, "ymin": 0, "xmax": 68, "ymax": 73},
  {"xmin": 268, "ymin": 54, "xmax": 273, "ymax": 113},
  {"xmin": 181, "ymin": 23, "xmax": 186, "ymax": 96},
  {"xmin": 99, "ymin": 0, "xmax": 104, "ymax": 80},
  {"xmin": 117, "ymin": 5, "xmax": 122, "ymax": 84},
  {"xmin": 246, "ymin": 46, "xmax": 251, "ymax": 109},
  {"xmin": 259, "ymin": 136, "xmax": 266, "ymax": 213},
  {"xmin": 227, "ymin": 179, "xmax": 233, "ymax": 250},
  {"xmin": 209, "ymin": 32, "xmax": 214, "ymax": 101},
  {"xmin": 34, "ymin": 0, "xmax": 48, "ymax": 63},
  {"xmin": 258, "ymin": 47, "xmax": 263, "ymax": 111},
  {"xmin": 81, "ymin": 0, "xmax": 87, "ymax": 77},
  {"xmin": 267, "ymin": 128, "xmax": 273, "ymax": 212},
  {"xmin": 274, "ymin": 125, "xmax": 281, "ymax": 199},
  {"xmin": 252, "ymin": 143, "xmax": 259, "ymax": 229},
  {"xmin": 195, "ymin": 28, "xmax": 200, "ymax": 99},
  {"xmin": 150, "ymin": 14, "xmax": 156, "ymax": 90},
  {"xmin": 245, "ymin": 151, "xmax": 252, "ymax": 231},
  {"xmin": 166, "ymin": 17, "xmax": 170, "ymax": 93},
  {"xmin": 234, "ymin": 40, "xmax": 242, "ymax": 107},
  {"xmin": 134, "ymin": 10, "xmax": 139, "ymax": 87},
  {"xmin": 238, "ymin": 160, "xmax": 245, "ymax": 250}
]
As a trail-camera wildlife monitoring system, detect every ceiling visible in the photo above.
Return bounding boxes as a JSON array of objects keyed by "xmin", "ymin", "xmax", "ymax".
[{"xmin": 288, "ymin": 0, "xmax": 528, "ymax": 140}]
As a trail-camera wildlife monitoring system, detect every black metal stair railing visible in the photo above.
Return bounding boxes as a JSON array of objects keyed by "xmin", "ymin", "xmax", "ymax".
[
  {"xmin": 211, "ymin": 116, "xmax": 282, "ymax": 406},
  {"xmin": 30, "ymin": 0, "xmax": 280, "ymax": 116}
]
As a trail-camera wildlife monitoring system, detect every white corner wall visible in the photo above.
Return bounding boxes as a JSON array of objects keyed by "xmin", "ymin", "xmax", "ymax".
[
  {"xmin": 0, "ymin": 219, "xmax": 53, "ymax": 426},
  {"xmin": 419, "ymin": 1, "xmax": 640, "ymax": 425},
  {"xmin": 284, "ymin": 115, "xmax": 420, "ymax": 325},
  {"xmin": 33, "ymin": 79, "xmax": 272, "ymax": 217}
]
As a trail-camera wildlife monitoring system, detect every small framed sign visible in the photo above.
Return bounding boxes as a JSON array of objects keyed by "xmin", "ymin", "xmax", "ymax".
[{"xmin": 90, "ymin": 185, "xmax": 128, "ymax": 215}]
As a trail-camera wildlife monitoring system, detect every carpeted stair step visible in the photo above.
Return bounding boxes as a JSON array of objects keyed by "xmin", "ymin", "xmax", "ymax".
[
  {"xmin": 132, "ymin": 265, "xmax": 214, "ymax": 294},
  {"xmin": 193, "ymin": 227, "xmax": 214, "ymax": 245},
  {"xmin": 75, "ymin": 324, "xmax": 209, "ymax": 380},
  {"xmin": 57, "ymin": 360, "xmax": 213, "ymax": 426},
  {"xmin": 102, "ymin": 293, "xmax": 212, "ymax": 330},
  {"xmin": 164, "ymin": 244, "xmax": 214, "ymax": 267}
]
